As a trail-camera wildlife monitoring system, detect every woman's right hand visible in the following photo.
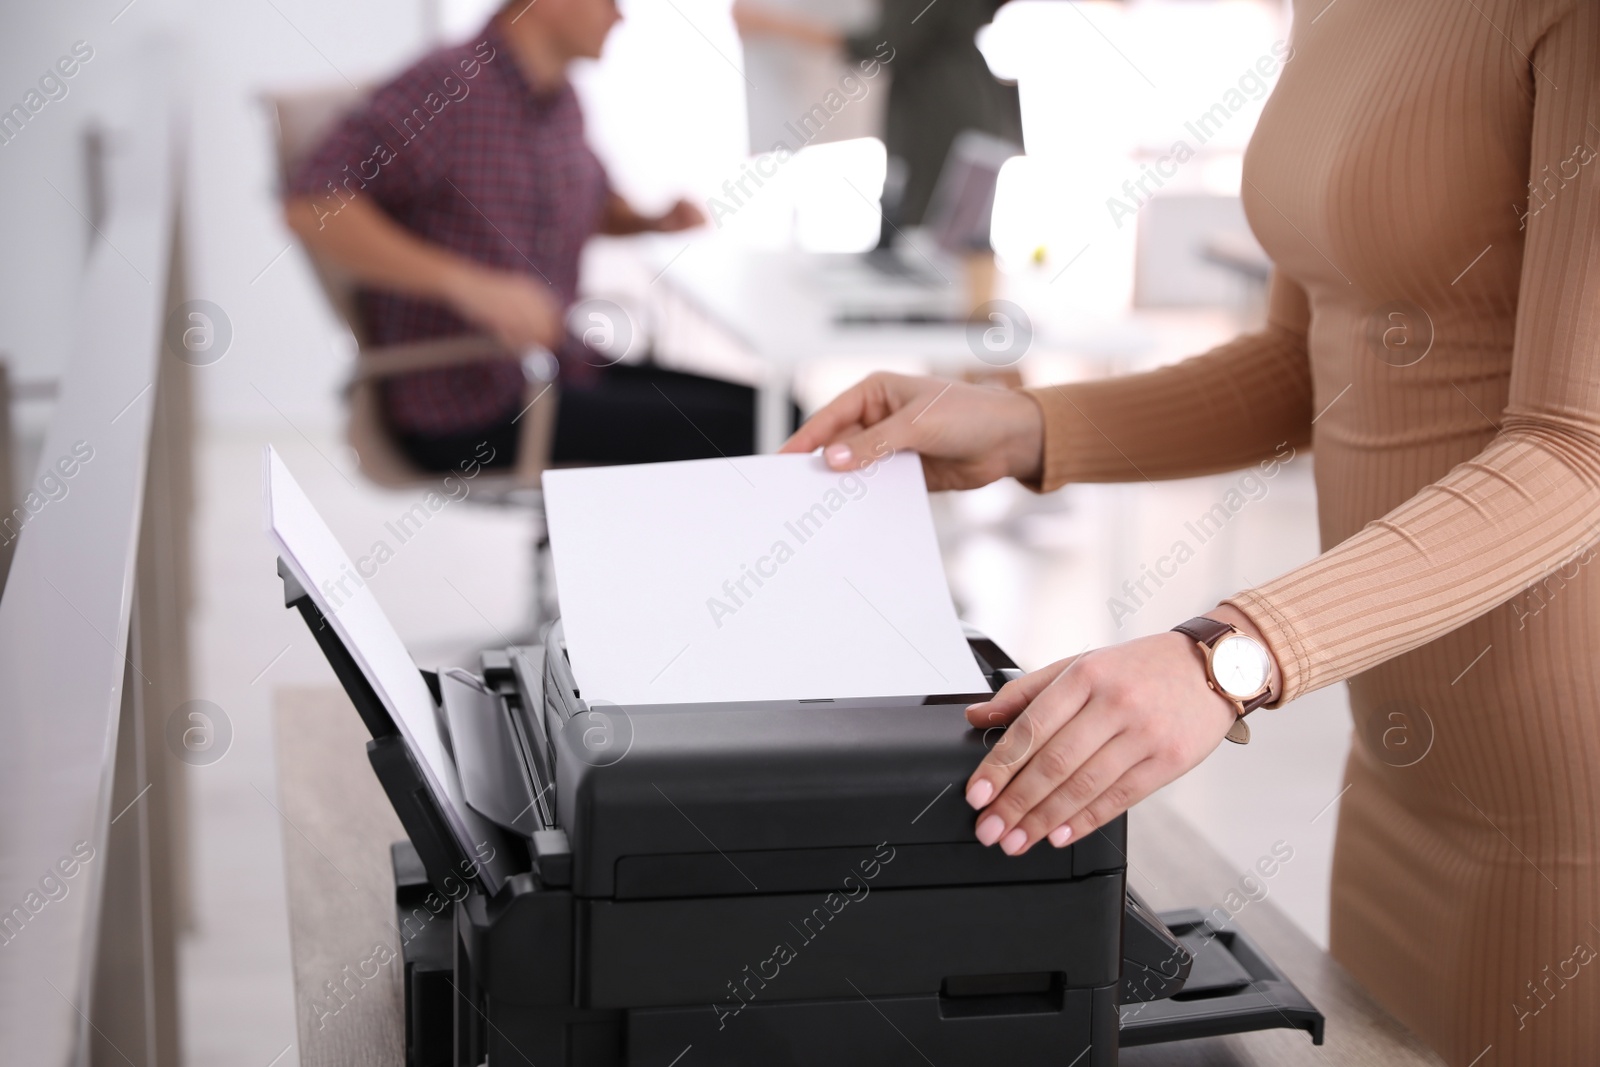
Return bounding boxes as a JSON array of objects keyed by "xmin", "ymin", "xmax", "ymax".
[{"xmin": 780, "ymin": 372, "xmax": 1045, "ymax": 491}]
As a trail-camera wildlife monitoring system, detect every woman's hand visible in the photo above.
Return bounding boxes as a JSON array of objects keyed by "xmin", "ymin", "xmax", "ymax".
[
  {"xmin": 780, "ymin": 372, "xmax": 1045, "ymax": 491},
  {"xmin": 962, "ymin": 630, "xmax": 1241, "ymax": 854}
]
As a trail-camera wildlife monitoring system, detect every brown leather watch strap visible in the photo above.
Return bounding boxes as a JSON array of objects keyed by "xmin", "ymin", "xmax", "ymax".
[
  {"xmin": 1172, "ymin": 616, "xmax": 1275, "ymax": 718},
  {"xmin": 1238, "ymin": 689, "xmax": 1273, "ymax": 715},
  {"xmin": 1172, "ymin": 616, "xmax": 1234, "ymax": 647}
]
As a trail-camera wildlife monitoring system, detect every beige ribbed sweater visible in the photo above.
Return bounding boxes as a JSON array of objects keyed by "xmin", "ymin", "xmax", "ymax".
[{"xmin": 1029, "ymin": 1, "xmax": 1600, "ymax": 1061}]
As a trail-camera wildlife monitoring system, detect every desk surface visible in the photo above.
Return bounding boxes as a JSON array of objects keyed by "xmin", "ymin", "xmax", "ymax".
[
  {"xmin": 276, "ymin": 686, "xmax": 1444, "ymax": 1067},
  {"xmin": 650, "ymin": 240, "xmax": 1158, "ymax": 366},
  {"xmin": 653, "ymin": 240, "xmax": 960, "ymax": 362}
]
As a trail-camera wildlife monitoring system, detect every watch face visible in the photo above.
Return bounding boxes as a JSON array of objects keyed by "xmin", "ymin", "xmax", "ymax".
[{"xmin": 1211, "ymin": 634, "xmax": 1270, "ymax": 699}]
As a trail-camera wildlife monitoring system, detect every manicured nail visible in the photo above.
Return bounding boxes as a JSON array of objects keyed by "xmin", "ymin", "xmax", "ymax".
[
  {"xmin": 976, "ymin": 814, "xmax": 1005, "ymax": 846},
  {"xmin": 965, "ymin": 780, "xmax": 993, "ymax": 808},
  {"xmin": 1048, "ymin": 825, "xmax": 1073, "ymax": 848},
  {"xmin": 824, "ymin": 443, "xmax": 852, "ymax": 468},
  {"xmin": 1000, "ymin": 828, "xmax": 1028, "ymax": 855}
]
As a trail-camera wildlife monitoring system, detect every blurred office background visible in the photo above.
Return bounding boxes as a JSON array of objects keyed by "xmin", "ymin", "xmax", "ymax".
[{"xmin": 0, "ymin": 2, "xmax": 1348, "ymax": 1064}]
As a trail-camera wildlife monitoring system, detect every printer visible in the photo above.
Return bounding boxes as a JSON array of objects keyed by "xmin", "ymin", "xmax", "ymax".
[{"xmin": 277, "ymin": 563, "xmax": 1324, "ymax": 1066}]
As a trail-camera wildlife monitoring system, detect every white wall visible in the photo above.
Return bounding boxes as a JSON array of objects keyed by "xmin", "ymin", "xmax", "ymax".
[{"xmin": 0, "ymin": 3, "xmax": 187, "ymax": 382}]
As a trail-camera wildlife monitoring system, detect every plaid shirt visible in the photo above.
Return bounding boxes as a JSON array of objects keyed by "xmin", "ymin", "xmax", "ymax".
[{"xmin": 288, "ymin": 22, "xmax": 609, "ymax": 435}]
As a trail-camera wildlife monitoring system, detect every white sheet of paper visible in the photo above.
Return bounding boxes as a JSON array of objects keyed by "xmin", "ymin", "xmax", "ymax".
[
  {"xmin": 542, "ymin": 451, "xmax": 988, "ymax": 705},
  {"xmin": 262, "ymin": 446, "xmax": 467, "ymax": 827}
]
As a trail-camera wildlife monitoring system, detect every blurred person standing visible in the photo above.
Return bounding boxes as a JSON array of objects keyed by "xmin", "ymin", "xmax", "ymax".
[{"xmin": 733, "ymin": 0, "xmax": 1021, "ymax": 239}]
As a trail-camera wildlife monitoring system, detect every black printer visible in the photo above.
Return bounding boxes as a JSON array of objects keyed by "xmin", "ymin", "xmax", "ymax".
[{"xmin": 279, "ymin": 561, "xmax": 1322, "ymax": 1066}]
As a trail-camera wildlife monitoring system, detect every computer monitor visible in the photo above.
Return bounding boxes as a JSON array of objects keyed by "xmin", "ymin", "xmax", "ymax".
[{"xmin": 922, "ymin": 129, "xmax": 1023, "ymax": 254}]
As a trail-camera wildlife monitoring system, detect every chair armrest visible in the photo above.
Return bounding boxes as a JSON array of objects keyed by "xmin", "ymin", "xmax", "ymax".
[{"xmin": 349, "ymin": 336, "xmax": 526, "ymax": 385}]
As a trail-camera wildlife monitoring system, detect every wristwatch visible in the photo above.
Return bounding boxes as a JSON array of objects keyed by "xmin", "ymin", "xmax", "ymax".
[{"xmin": 1171, "ymin": 616, "xmax": 1275, "ymax": 745}]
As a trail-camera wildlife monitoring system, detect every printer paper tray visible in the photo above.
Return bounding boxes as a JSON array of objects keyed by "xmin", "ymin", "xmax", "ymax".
[{"xmin": 1117, "ymin": 909, "xmax": 1325, "ymax": 1048}]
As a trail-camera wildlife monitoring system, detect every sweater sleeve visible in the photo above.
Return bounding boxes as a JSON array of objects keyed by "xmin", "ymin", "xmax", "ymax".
[
  {"xmin": 1024, "ymin": 269, "xmax": 1314, "ymax": 489},
  {"xmin": 1225, "ymin": 6, "xmax": 1600, "ymax": 704}
]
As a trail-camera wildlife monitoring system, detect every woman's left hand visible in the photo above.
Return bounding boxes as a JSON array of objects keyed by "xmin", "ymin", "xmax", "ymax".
[{"xmin": 963, "ymin": 630, "xmax": 1242, "ymax": 854}]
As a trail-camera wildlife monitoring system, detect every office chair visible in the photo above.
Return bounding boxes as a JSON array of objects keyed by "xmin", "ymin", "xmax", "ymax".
[{"xmin": 265, "ymin": 84, "xmax": 561, "ymax": 631}]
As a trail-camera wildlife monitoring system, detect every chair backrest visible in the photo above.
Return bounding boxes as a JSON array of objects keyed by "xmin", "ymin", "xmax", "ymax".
[
  {"xmin": 266, "ymin": 84, "xmax": 370, "ymax": 186},
  {"xmin": 264, "ymin": 85, "xmax": 373, "ymax": 345}
]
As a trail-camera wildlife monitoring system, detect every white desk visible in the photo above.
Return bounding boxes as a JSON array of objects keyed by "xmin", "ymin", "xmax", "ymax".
[{"xmin": 646, "ymin": 239, "xmax": 1158, "ymax": 452}]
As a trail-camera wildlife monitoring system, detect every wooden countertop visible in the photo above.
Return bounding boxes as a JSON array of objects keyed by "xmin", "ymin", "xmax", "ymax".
[{"xmin": 275, "ymin": 686, "xmax": 1444, "ymax": 1067}]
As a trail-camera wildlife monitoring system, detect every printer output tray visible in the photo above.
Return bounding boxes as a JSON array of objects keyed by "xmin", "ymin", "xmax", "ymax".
[{"xmin": 1118, "ymin": 909, "xmax": 1325, "ymax": 1048}]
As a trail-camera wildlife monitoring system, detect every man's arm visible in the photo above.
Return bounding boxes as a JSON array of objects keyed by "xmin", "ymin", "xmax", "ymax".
[
  {"xmin": 597, "ymin": 192, "xmax": 706, "ymax": 236},
  {"xmin": 730, "ymin": 3, "xmax": 842, "ymax": 48},
  {"xmin": 284, "ymin": 195, "xmax": 563, "ymax": 350}
]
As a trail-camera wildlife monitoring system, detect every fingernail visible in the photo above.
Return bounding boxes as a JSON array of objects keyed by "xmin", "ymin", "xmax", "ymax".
[
  {"xmin": 976, "ymin": 814, "xmax": 1005, "ymax": 846},
  {"xmin": 1000, "ymin": 828, "xmax": 1028, "ymax": 855},
  {"xmin": 824, "ymin": 443, "xmax": 852, "ymax": 468},
  {"xmin": 1048, "ymin": 825, "xmax": 1073, "ymax": 848},
  {"xmin": 965, "ymin": 700, "xmax": 990, "ymax": 713},
  {"xmin": 965, "ymin": 780, "xmax": 993, "ymax": 808}
]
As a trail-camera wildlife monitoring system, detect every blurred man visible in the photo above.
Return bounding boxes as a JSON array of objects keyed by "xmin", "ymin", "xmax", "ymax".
[{"xmin": 286, "ymin": 0, "xmax": 769, "ymax": 472}]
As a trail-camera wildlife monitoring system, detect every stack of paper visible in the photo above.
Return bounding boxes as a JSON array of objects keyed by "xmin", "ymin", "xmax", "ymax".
[{"xmin": 541, "ymin": 451, "xmax": 987, "ymax": 705}]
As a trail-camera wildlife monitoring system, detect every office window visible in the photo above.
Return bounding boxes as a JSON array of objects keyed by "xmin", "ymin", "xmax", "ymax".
[{"xmin": 983, "ymin": 0, "xmax": 1286, "ymax": 310}]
